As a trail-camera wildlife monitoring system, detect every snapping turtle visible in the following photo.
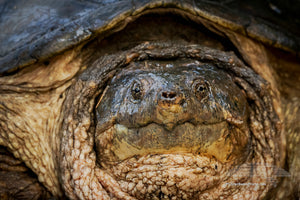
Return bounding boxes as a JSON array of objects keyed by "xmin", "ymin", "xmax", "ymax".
[{"xmin": 0, "ymin": 0, "xmax": 299, "ymax": 199}]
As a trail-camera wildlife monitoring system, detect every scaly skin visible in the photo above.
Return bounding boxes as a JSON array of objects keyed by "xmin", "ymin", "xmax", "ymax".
[
  {"xmin": 58, "ymin": 42, "xmax": 284, "ymax": 199},
  {"xmin": 0, "ymin": 35, "xmax": 298, "ymax": 200},
  {"xmin": 95, "ymin": 62, "xmax": 251, "ymax": 199}
]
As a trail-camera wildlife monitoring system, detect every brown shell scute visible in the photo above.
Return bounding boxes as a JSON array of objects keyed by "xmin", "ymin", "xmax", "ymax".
[{"xmin": 1, "ymin": 0, "xmax": 299, "ymax": 74}]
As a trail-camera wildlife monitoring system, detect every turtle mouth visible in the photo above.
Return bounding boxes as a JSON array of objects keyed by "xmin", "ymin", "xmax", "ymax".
[
  {"xmin": 96, "ymin": 121, "xmax": 249, "ymax": 168},
  {"xmin": 95, "ymin": 121, "xmax": 250, "ymax": 198},
  {"xmin": 95, "ymin": 120, "xmax": 251, "ymax": 199}
]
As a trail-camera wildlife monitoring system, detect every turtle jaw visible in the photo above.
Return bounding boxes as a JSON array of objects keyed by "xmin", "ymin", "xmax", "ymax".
[
  {"xmin": 96, "ymin": 121, "xmax": 250, "ymax": 167},
  {"xmin": 95, "ymin": 121, "xmax": 251, "ymax": 198}
]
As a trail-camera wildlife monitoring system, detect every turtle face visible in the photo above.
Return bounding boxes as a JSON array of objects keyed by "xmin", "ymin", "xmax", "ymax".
[{"xmin": 95, "ymin": 60, "xmax": 250, "ymax": 198}]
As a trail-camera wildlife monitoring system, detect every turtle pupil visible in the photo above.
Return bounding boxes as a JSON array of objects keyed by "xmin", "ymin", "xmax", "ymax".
[
  {"xmin": 193, "ymin": 81, "xmax": 209, "ymax": 101},
  {"xmin": 134, "ymin": 87, "xmax": 140, "ymax": 93},
  {"xmin": 198, "ymin": 85, "xmax": 205, "ymax": 92},
  {"xmin": 131, "ymin": 81, "xmax": 143, "ymax": 100},
  {"xmin": 196, "ymin": 84, "xmax": 206, "ymax": 94}
]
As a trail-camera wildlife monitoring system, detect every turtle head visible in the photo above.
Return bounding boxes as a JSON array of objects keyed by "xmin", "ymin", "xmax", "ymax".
[{"xmin": 95, "ymin": 60, "xmax": 250, "ymax": 166}]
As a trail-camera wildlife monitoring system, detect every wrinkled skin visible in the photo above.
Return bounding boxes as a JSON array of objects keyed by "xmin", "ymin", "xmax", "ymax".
[
  {"xmin": 95, "ymin": 61, "xmax": 252, "ymax": 199},
  {"xmin": 0, "ymin": 2, "xmax": 299, "ymax": 200},
  {"xmin": 58, "ymin": 42, "xmax": 284, "ymax": 200}
]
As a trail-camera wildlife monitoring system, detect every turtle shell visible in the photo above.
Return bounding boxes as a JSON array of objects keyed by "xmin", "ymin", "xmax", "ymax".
[{"xmin": 0, "ymin": 0, "xmax": 299, "ymax": 74}]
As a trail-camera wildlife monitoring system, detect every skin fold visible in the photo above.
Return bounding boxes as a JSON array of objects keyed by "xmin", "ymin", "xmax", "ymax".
[
  {"xmin": 58, "ymin": 42, "xmax": 285, "ymax": 199},
  {"xmin": 96, "ymin": 61, "xmax": 250, "ymax": 164},
  {"xmin": 0, "ymin": 5, "xmax": 299, "ymax": 200},
  {"xmin": 95, "ymin": 61, "xmax": 251, "ymax": 199}
]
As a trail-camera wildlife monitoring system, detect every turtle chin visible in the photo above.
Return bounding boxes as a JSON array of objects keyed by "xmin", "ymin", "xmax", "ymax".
[
  {"xmin": 106, "ymin": 154, "xmax": 225, "ymax": 199},
  {"xmin": 95, "ymin": 122, "xmax": 251, "ymax": 198}
]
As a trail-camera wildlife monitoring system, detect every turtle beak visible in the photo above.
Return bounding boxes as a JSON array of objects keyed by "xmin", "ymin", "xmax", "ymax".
[
  {"xmin": 164, "ymin": 122, "xmax": 177, "ymax": 131},
  {"xmin": 156, "ymin": 89, "xmax": 186, "ymax": 130}
]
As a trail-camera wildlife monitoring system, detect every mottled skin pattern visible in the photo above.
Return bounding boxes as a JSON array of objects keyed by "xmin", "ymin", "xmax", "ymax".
[
  {"xmin": 95, "ymin": 62, "xmax": 251, "ymax": 199},
  {"xmin": 58, "ymin": 43, "xmax": 284, "ymax": 199},
  {"xmin": 0, "ymin": 3, "xmax": 299, "ymax": 200},
  {"xmin": 0, "ymin": 40, "xmax": 298, "ymax": 199},
  {"xmin": 96, "ymin": 62, "xmax": 250, "ymax": 164}
]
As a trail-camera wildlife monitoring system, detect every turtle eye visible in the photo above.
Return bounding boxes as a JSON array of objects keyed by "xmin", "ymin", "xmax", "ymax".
[
  {"xmin": 193, "ymin": 80, "xmax": 209, "ymax": 101},
  {"xmin": 131, "ymin": 81, "xmax": 143, "ymax": 100}
]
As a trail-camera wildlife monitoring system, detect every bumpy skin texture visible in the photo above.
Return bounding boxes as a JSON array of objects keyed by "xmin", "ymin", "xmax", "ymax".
[
  {"xmin": 0, "ymin": 146, "xmax": 51, "ymax": 199},
  {"xmin": 95, "ymin": 62, "xmax": 251, "ymax": 199},
  {"xmin": 59, "ymin": 42, "xmax": 284, "ymax": 199},
  {"xmin": 0, "ymin": 1, "xmax": 299, "ymax": 200}
]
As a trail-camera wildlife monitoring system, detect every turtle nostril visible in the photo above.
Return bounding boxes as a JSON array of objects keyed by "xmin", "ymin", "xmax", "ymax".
[
  {"xmin": 159, "ymin": 91, "xmax": 184, "ymax": 108},
  {"xmin": 162, "ymin": 91, "xmax": 177, "ymax": 99}
]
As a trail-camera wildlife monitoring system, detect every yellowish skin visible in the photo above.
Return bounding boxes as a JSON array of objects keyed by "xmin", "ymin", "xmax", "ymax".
[{"xmin": 0, "ymin": 15, "xmax": 299, "ymax": 200}]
